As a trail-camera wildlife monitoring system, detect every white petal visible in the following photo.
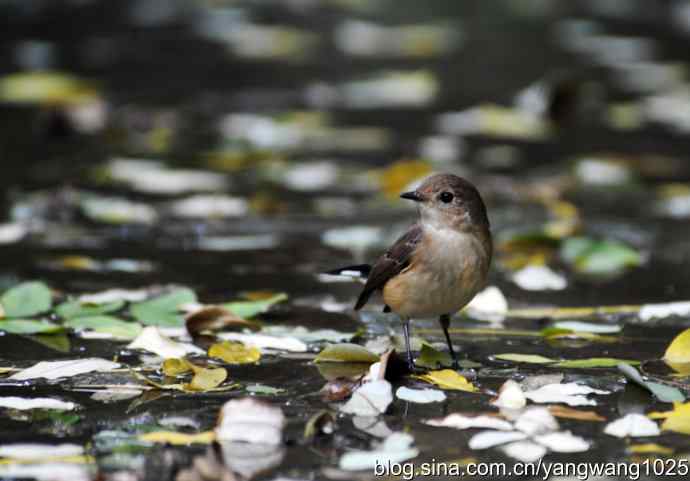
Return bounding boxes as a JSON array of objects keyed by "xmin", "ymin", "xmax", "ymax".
[
  {"xmin": 465, "ymin": 286, "xmax": 508, "ymax": 321},
  {"xmin": 341, "ymin": 380, "xmax": 393, "ymax": 416},
  {"xmin": 216, "ymin": 398, "xmax": 285, "ymax": 445},
  {"xmin": 0, "ymin": 397, "xmax": 76, "ymax": 411},
  {"xmin": 514, "ymin": 407, "xmax": 559, "ymax": 436},
  {"xmin": 468, "ymin": 430, "xmax": 528, "ymax": 450},
  {"xmin": 0, "ymin": 443, "xmax": 83, "ymax": 459},
  {"xmin": 534, "ymin": 431, "xmax": 590, "ymax": 452},
  {"xmin": 425, "ymin": 413, "xmax": 513, "ymax": 431},
  {"xmin": 10, "ymin": 358, "xmax": 120, "ymax": 381},
  {"xmin": 501, "ymin": 440, "xmax": 547, "ymax": 462},
  {"xmin": 604, "ymin": 413, "xmax": 660, "ymax": 438},
  {"xmin": 127, "ymin": 326, "xmax": 203, "ymax": 358},
  {"xmin": 339, "ymin": 432, "xmax": 418, "ymax": 471},
  {"xmin": 512, "ymin": 265, "xmax": 567, "ymax": 291},
  {"xmin": 396, "ymin": 387, "xmax": 446, "ymax": 403},
  {"xmin": 524, "ymin": 382, "xmax": 610, "ymax": 407},
  {"xmin": 491, "ymin": 380, "xmax": 526, "ymax": 409},
  {"xmin": 216, "ymin": 332, "xmax": 307, "ymax": 352},
  {"xmin": 639, "ymin": 301, "xmax": 690, "ymax": 321},
  {"xmin": 553, "ymin": 321, "xmax": 622, "ymax": 333}
]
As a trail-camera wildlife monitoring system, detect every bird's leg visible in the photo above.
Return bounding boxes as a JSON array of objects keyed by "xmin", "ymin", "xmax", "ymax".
[
  {"xmin": 439, "ymin": 314, "xmax": 459, "ymax": 369},
  {"xmin": 401, "ymin": 316, "xmax": 415, "ymax": 371}
]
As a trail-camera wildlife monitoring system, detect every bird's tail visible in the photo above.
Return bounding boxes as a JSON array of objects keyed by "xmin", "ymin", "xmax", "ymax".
[{"xmin": 324, "ymin": 264, "xmax": 371, "ymax": 280}]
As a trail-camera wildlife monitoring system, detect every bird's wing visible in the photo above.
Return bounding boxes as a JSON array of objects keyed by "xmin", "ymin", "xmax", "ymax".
[{"xmin": 354, "ymin": 223, "xmax": 423, "ymax": 310}]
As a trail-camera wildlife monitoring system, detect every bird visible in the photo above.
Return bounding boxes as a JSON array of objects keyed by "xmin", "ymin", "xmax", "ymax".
[{"xmin": 330, "ymin": 173, "xmax": 492, "ymax": 371}]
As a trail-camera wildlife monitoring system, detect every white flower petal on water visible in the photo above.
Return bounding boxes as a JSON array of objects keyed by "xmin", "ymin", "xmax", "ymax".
[
  {"xmin": 261, "ymin": 326, "xmax": 354, "ymax": 343},
  {"xmin": 216, "ymin": 332, "xmax": 307, "ymax": 352},
  {"xmin": 0, "ymin": 223, "xmax": 27, "ymax": 244},
  {"xmin": 78, "ymin": 288, "xmax": 150, "ymax": 304},
  {"xmin": 425, "ymin": 413, "xmax": 513, "ymax": 431},
  {"xmin": 465, "ymin": 285, "xmax": 509, "ymax": 321},
  {"xmin": 396, "ymin": 386, "xmax": 446, "ymax": 404},
  {"xmin": 0, "ymin": 463, "xmax": 91, "ymax": 481},
  {"xmin": 90, "ymin": 389, "xmax": 142, "ymax": 403},
  {"xmin": 524, "ymin": 382, "xmax": 610, "ymax": 407},
  {"xmin": 127, "ymin": 326, "xmax": 203, "ymax": 358},
  {"xmin": 500, "ymin": 440, "xmax": 547, "ymax": 462},
  {"xmin": 0, "ymin": 443, "xmax": 84, "ymax": 459},
  {"xmin": 639, "ymin": 301, "xmax": 690, "ymax": 321},
  {"xmin": 170, "ymin": 195, "xmax": 248, "ymax": 218},
  {"xmin": 553, "ymin": 321, "xmax": 622, "ymax": 333},
  {"xmin": 10, "ymin": 358, "xmax": 120, "ymax": 381},
  {"xmin": 341, "ymin": 380, "xmax": 393, "ymax": 416},
  {"xmin": 339, "ymin": 432, "xmax": 419, "ymax": 471},
  {"xmin": 322, "ymin": 226, "xmax": 382, "ymax": 253},
  {"xmin": 468, "ymin": 430, "xmax": 528, "ymax": 450},
  {"xmin": 352, "ymin": 416, "xmax": 393, "ymax": 438},
  {"xmin": 0, "ymin": 397, "xmax": 76, "ymax": 411},
  {"xmin": 491, "ymin": 380, "xmax": 526, "ymax": 409},
  {"xmin": 108, "ymin": 158, "xmax": 227, "ymax": 194},
  {"xmin": 533, "ymin": 430, "xmax": 590, "ymax": 452},
  {"xmin": 512, "ymin": 265, "xmax": 567, "ymax": 291},
  {"xmin": 216, "ymin": 398, "xmax": 285, "ymax": 445},
  {"xmin": 604, "ymin": 413, "xmax": 660, "ymax": 438},
  {"xmin": 514, "ymin": 407, "xmax": 559, "ymax": 436},
  {"xmin": 283, "ymin": 162, "xmax": 339, "ymax": 191}
]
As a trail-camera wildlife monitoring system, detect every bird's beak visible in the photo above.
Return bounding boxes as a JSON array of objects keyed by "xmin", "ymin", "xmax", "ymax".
[{"xmin": 400, "ymin": 191, "xmax": 423, "ymax": 202}]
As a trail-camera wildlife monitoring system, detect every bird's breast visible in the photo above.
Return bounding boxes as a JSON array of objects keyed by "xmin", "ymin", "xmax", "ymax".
[{"xmin": 383, "ymin": 227, "xmax": 490, "ymax": 318}]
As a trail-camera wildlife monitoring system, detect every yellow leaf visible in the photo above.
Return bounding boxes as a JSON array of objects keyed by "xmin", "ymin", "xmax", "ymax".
[
  {"xmin": 628, "ymin": 444, "xmax": 674, "ymax": 455},
  {"xmin": 0, "ymin": 303, "xmax": 4, "ymax": 319},
  {"xmin": 664, "ymin": 328, "xmax": 690, "ymax": 363},
  {"xmin": 412, "ymin": 369, "xmax": 477, "ymax": 392},
  {"xmin": 185, "ymin": 367, "xmax": 228, "ymax": 392},
  {"xmin": 208, "ymin": 341, "xmax": 261, "ymax": 364},
  {"xmin": 648, "ymin": 402, "xmax": 690, "ymax": 435},
  {"xmin": 379, "ymin": 160, "xmax": 431, "ymax": 199},
  {"xmin": 139, "ymin": 431, "xmax": 215, "ymax": 445},
  {"xmin": 162, "ymin": 358, "xmax": 193, "ymax": 377},
  {"xmin": 665, "ymin": 361, "xmax": 690, "ymax": 376}
]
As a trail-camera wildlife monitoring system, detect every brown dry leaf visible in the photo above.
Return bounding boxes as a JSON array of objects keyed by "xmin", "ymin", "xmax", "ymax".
[
  {"xmin": 185, "ymin": 305, "xmax": 259, "ymax": 337},
  {"xmin": 548, "ymin": 405, "xmax": 606, "ymax": 422},
  {"xmin": 208, "ymin": 341, "xmax": 261, "ymax": 365},
  {"xmin": 320, "ymin": 377, "xmax": 361, "ymax": 402}
]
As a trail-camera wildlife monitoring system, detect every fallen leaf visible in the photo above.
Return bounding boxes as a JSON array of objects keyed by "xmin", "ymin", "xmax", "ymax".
[
  {"xmin": 604, "ymin": 414, "xmax": 660, "ymax": 438},
  {"xmin": 139, "ymin": 431, "xmax": 215, "ymax": 445},
  {"xmin": 162, "ymin": 358, "xmax": 193, "ymax": 376},
  {"xmin": 0, "ymin": 282, "xmax": 52, "ymax": 318},
  {"xmin": 554, "ymin": 357, "xmax": 639, "ymax": 368},
  {"xmin": 494, "ymin": 353, "xmax": 555, "ymax": 364},
  {"xmin": 524, "ymin": 382, "xmax": 610, "ymax": 406},
  {"xmin": 64, "ymin": 315, "xmax": 142, "ymax": 340},
  {"xmin": 618, "ymin": 363, "xmax": 685, "ymax": 402},
  {"xmin": 304, "ymin": 410, "xmax": 335, "ymax": 440},
  {"xmin": 341, "ymin": 380, "xmax": 393, "ymax": 416},
  {"xmin": 425, "ymin": 414, "xmax": 513, "ymax": 431},
  {"xmin": 664, "ymin": 328, "xmax": 690, "ymax": 363},
  {"xmin": 185, "ymin": 306, "xmax": 257, "ymax": 336},
  {"xmin": 415, "ymin": 344, "xmax": 453, "ymax": 369},
  {"xmin": 339, "ymin": 432, "xmax": 419, "ymax": 471},
  {"xmin": 127, "ymin": 326, "xmax": 203, "ymax": 358},
  {"xmin": 548, "ymin": 405, "xmax": 605, "ymax": 422},
  {"xmin": 10, "ymin": 358, "xmax": 120, "ymax": 381},
  {"xmin": 648, "ymin": 402, "xmax": 690, "ymax": 435},
  {"xmin": 379, "ymin": 160, "xmax": 431, "ymax": 199},
  {"xmin": 315, "ymin": 343, "xmax": 379, "ymax": 363},
  {"xmin": 413, "ymin": 370, "xmax": 477, "ymax": 392},
  {"xmin": 0, "ymin": 319, "xmax": 63, "ymax": 335},
  {"xmin": 216, "ymin": 398, "xmax": 285, "ymax": 445},
  {"xmin": 395, "ymin": 386, "xmax": 446, "ymax": 403},
  {"xmin": 208, "ymin": 341, "xmax": 261, "ymax": 364},
  {"xmin": 55, "ymin": 300, "xmax": 125, "ymax": 319},
  {"xmin": 628, "ymin": 443, "xmax": 674, "ymax": 455},
  {"xmin": 185, "ymin": 366, "xmax": 228, "ymax": 392},
  {"xmin": 0, "ymin": 397, "xmax": 76, "ymax": 411},
  {"xmin": 129, "ymin": 288, "xmax": 197, "ymax": 327},
  {"xmin": 560, "ymin": 236, "xmax": 642, "ymax": 275},
  {"xmin": 320, "ymin": 377, "xmax": 360, "ymax": 402},
  {"xmin": 222, "ymin": 293, "xmax": 288, "ymax": 319}
]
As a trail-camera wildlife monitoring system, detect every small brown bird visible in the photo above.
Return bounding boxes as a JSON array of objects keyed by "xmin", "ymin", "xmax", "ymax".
[{"xmin": 332, "ymin": 173, "xmax": 492, "ymax": 370}]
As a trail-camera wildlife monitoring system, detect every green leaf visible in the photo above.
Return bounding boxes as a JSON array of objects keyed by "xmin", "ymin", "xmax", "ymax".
[
  {"xmin": 129, "ymin": 289, "xmax": 197, "ymax": 327},
  {"xmin": 0, "ymin": 319, "xmax": 63, "ymax": 334},
  {"xmin": 1, "ymin": 282, "xmax": 52, "ymax": 318},
  {"xmin": 416, "ymin": 344, "xmax": 453, "ymax": 369},
  {"xmin": 29, "ymin": 333, "xmax": 71, "ymax": 353},
  {"xmin": 314, "ymin": 343, "xmax": 379, "ymax": 363},
  {"xmin": 64, "ymin": 315, "xmax": 142, "ymax": 340},
  {"xmin": 56, "ymin": 300, "xmax": 125, "ymax": 319},
  {"xmin": 494, "ymin": 353, "xmax": 555, "ymax": 364},
  {"xmin": 554, "ymin": 357, "xmax": 639, "ymax": 368},
  {"xmin": 618, "ymin": 363, "xmax": 685, "ymax": 403},
  {"xmin": 222, "ymin": 293, "xmax": 288, "ymax": 319},
  {"xmin": 560, "ymin": 237, "xmax": 642, "ymax": 275}
]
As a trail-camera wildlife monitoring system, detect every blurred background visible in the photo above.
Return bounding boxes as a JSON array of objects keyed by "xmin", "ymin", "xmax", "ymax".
[{"xmin": 2, "ymin": 0, "xmax": 690, "ymax": 308}]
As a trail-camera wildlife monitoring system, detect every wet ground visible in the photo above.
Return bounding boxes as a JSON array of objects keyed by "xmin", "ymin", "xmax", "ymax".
[{"xmin": 2, "ymin": 0, "xmax": 690, "ymax": 480}]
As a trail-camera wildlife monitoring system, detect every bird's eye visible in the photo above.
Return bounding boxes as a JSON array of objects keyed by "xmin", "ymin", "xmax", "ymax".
[{"xmin": 439, "ymin": 192, "xmax": 454, "ymax": 203}]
